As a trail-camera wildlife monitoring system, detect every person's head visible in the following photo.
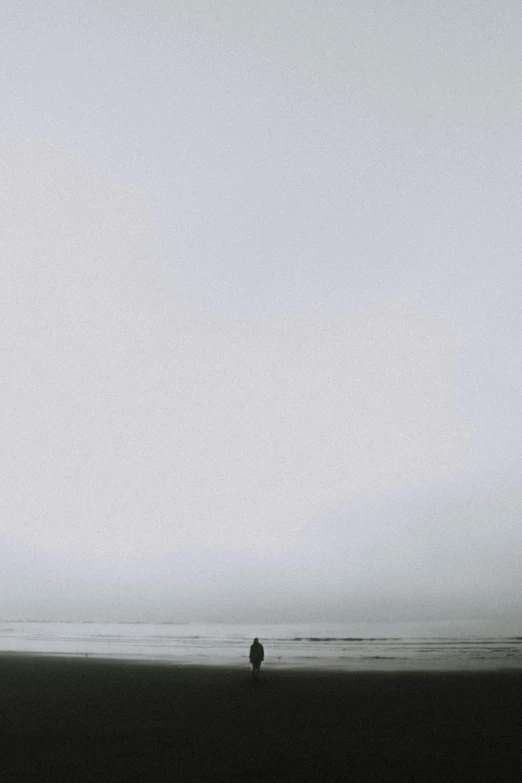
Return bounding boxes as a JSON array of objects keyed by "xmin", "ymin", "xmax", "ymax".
[{"xmin": 253, "ymin": 637, "xmax": 259, "ymax": 644}]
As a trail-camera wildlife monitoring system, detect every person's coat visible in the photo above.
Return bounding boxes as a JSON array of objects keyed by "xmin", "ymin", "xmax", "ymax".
[{"xmin": 249, "ymin": 641, "xmax": 264, "ymax": 664}]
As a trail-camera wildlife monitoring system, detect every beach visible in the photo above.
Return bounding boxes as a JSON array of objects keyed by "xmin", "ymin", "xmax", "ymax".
[{"xmin": 1, "ymin": 655, "xmax": 520, "ymax": 781}]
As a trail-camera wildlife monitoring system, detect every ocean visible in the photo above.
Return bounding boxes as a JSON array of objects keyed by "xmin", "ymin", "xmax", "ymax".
[{"xmin": 1, "ymin": 619, "xmax": 521, "ymax": 670}]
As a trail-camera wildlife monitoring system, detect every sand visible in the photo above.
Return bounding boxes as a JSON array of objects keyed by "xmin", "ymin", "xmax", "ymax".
[{"xmin": 1, "ymin": 654, "xmax": 520, "ymax": 781}]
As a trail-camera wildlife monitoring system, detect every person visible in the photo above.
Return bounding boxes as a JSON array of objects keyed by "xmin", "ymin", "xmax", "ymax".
[{"xmin": 249, "ymin": 637, "xmax": 264, "ymax": 680}]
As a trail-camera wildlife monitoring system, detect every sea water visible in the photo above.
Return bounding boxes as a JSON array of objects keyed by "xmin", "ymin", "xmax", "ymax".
[{"xmin": 1, "ymin": 619, "xmax": 521, "ymax": 670}]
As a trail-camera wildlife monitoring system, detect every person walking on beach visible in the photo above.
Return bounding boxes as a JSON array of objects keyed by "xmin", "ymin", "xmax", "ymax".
[{"xmin": 249, "ymin": 637, "xmax": 264, "ymax": 680}]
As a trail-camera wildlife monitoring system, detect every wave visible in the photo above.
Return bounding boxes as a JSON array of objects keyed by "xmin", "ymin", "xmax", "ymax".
[{"xmin": 287, "ymin": 637, "xmax": 402, "ymax": 642}]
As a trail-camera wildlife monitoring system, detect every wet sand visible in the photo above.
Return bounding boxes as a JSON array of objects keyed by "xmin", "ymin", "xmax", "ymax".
[{"xmin": 1, "ymin": 655, "xmax": 520, "ymax": 781}]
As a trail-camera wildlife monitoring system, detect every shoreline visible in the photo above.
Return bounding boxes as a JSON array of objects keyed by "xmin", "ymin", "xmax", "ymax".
[
  {"xmin": 2, "ymin": 655, "xmax": 521, "ymax": 781},
  {"xmin": 2, "ymin": 648, "xmax": 521, "ymax": 673}
]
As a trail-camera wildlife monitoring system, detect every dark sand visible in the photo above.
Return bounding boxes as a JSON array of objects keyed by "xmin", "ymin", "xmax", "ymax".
[{"xmin": 1, "ymin": 655, "xmax": 520, "ymax": 782}]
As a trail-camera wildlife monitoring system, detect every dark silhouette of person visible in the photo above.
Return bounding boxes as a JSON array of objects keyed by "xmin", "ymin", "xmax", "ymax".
[{"xmin": 249, "ymin": 637, "xmax": 264, "ymax": 680}]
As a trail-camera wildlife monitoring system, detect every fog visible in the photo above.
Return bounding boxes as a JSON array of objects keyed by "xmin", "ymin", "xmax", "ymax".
[{"xmin": 1, "ymin": 1, "xmax": 521, "ymax": 623}]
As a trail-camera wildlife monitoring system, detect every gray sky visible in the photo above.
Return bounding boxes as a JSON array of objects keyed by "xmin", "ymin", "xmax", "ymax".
[{"xmin": 1, "ymin": 1, "xmax": 521, "ymax": 622}]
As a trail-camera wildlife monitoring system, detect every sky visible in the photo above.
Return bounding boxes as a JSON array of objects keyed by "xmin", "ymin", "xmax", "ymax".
[{"xmin": 1, "ymin": 1, "xmax": 521, "ymax": 623}]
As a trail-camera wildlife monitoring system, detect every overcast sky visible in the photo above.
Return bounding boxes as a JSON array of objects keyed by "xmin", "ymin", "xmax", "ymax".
[{"xmin": 1, "ymin": 1, "xmax": 521, "ymax": 623}]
